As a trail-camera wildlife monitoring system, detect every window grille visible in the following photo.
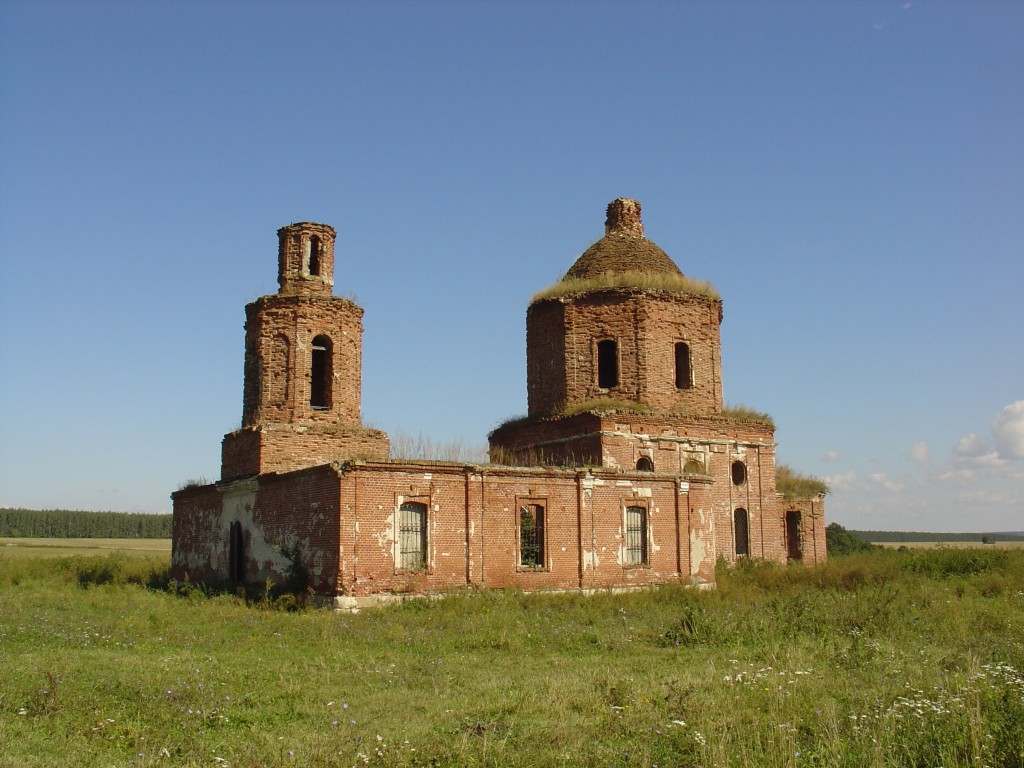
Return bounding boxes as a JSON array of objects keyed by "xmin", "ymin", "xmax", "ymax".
[
  {"xmin": 398, "ymin": 502, "xmax": 427, "ymax": 570},
  {"xmin": 624, "ymin": 506, "xmax": 647, "ymax": 566},
  {"xmin": 519, "ymin": 504, "xmax": 545, "ymax": 567}
]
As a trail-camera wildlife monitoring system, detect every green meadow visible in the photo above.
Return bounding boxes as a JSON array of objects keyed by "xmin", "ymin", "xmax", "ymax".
[{"xmin": 1, "ymin": 545, "xmax": 1022, "ymax": 767}]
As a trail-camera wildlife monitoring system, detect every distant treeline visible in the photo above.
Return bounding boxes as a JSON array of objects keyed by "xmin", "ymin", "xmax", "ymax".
[
  {"xmin": 0, "ymin": 508, "xmax": 172, "ymax": 539},
  {"xmin": 851, "ymin": 530, "xmax": 1024, "ymax": 543}
]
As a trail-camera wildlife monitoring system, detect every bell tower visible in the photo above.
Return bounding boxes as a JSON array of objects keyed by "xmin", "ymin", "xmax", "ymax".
[{"xmin": 221, "ymin": 222, "xmax": 389, "ymax": 480}]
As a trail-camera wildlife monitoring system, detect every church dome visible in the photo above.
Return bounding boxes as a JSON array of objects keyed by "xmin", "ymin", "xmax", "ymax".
[{"xmin": 563, "ymin": 198, "xmax": 684, "ymax": 280}]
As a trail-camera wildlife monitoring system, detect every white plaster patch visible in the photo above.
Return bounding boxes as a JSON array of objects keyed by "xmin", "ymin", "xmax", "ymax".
[{"xmin": 375, "ymin": 508, "xmax": 397, "ymax": 562}]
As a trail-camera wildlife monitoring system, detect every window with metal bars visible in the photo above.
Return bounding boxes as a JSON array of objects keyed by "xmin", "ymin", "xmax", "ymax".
[
  {"xmin": 624, "ymin": 505, "xmax": 648, "ymax": 566},
  {"xmin": 519, "ymin": 504, "xmax": 545, "ymax": 568},
  {"xmin": 398, "ymin": 501, "xmax": 427, "ymax": 570}
]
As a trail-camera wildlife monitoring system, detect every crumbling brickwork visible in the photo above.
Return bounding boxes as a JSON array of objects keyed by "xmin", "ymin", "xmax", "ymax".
[
  {"xmin": 172, "ymin": 201, "xmax": 826, "ymax": 606},
  {"xmin": 226, "ymin": 222, "xmax": 385, "ymax": 478},
  {"xmin": 527, "ymin": 291, "xmax": 723, "ymax": 416}
]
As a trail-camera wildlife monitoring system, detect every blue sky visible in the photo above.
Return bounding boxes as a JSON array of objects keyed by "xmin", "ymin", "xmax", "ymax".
[{"xmin": 1, "ymin": 1, "xmax": 1021, "ymax": 532}]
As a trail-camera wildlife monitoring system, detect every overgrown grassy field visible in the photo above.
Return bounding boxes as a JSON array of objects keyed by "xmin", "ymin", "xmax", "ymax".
[
  {"xmin": 872, "ymin": 540, "xmax": 1024, "ymax": 550},
  {"xmin": 1, "ymin": 548, "xmax": 1022, "ymax": 767},
  {"xmin": 0, "ymin": 538, "xmax": 171, "ymax": 559}
]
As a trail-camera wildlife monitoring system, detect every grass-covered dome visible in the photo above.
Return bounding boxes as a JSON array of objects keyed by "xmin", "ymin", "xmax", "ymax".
[{"xmin": 532, "ymin": 198, "xmax": 719, "ymax": 303}]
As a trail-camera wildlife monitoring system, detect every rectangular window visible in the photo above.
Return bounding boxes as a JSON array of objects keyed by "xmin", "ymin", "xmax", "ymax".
[
  {"xmin": 674, "ymin": 342, "xmax": 692, "ymax": 389},
  {"xmin": 624, "ymin": 505, "xmax": 648, "ymax": 566},
  {"xmin": 597, "ymin": 339, "xmax": 619, "ymax": 389},
  {"xmin": 398, "ymin": 501, "xmax": 427, "ymax": 570},
  {"xmin": 519, "ymin": 503, "xmax": 545, "ymax": 568}
]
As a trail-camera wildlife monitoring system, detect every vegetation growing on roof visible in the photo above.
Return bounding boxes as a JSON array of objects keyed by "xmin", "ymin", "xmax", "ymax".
[
  {"xmin": 562, "ymin": 397, "xmax": 652, "ymax": 417},
  {"xmin": 776, "ymin": 464, "xmax": 829, "ymax": 499},
  {"xmin": 490, "ymin": 400, "xmax": 774, "ymax": 436},
  {"xmin": 531, "ymin": 270, "xmax": 720, "ymax": 304},
  {"xmin": 719, "ymin": 403, "xmax": 775, "ymax": 428}
]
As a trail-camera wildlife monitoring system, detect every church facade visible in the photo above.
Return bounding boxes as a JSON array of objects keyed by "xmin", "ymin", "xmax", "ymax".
[{"xmin": 172, "ymin": 200, "xmax": 825, "ymax": 608}]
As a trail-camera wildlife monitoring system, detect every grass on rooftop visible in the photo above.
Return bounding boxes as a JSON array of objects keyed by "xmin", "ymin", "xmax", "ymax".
[{"xmin": 531, "ymin": 270, "xmax": 720, "ymax": 304}]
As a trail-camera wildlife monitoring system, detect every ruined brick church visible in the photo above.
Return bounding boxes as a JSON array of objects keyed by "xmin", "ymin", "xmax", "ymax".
[{"xmin": 172, "ymin": 199, "xmax": 826, "ymax": 607}]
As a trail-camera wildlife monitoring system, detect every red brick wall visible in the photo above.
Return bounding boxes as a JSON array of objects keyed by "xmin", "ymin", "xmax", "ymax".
[
  {"xmin": 221, "ymin": 424, "xmax": 389, "ymax": 480},
  {"xmin": 778, "ymin": 496, "xmax": 827, "ymax": 565},
  {"xmin": 277, "ymin": 222, "xmax": 335, "ymax": 296},
  {"xmin": 489, "ymin": 411, "xmax": 811, "ymax": 567},
  {"xmin": 241, "ymin": 294, "xmax": 366, "ymax": 429},
  {"xmin": 526, "ymin": 290, "xmax": 723, "ymax": 416},
  {"xmin": 172, "ymin": 466, "xmax": 344, "ymax": 591},
  {"xmin": 173, "ymin": 462, "xmax": 734, "ymax": 597}
]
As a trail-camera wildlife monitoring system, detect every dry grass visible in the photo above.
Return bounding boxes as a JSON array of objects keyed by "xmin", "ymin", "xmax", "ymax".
[
  {"xmin": 531, "ymin": 270, "xmax": 720, "ymax": 303},
  {"xmin": 776, "ymin": 464, "xmax": 828, "ymax": 499}
]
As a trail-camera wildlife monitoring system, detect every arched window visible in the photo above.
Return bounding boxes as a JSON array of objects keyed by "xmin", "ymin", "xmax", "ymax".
[
  {"xmin": 675, "ymin": 342, "xmax": 692, "ymax": 389},
  {"xmin": 624, "ymin": 506, "xmax": 648, "ymax": 566},
  {"xmin": 228, "ymin": 521, "xmax": 246, "ymax": 582},
  {"xmin": 636, "ymin": 456, "xmax": 654, "ymax": 472},
  {"xmin": 310, "ymin": 335, "xmax": 332, "ymax": 409},
  {"xmin": 398, "ymin": 502, "xmax": 427, "ymax": 570},
  {"xmin": 731, "ymin": 460, "xmax": 747, "ymax": 485},
  {"xmin": 597, "ymin": 339, "xmax": 618, "ymax": 389},
  {"xmin": 519, "ymin": 504, "xmax": 545, "ymax": 568},
  {"xmin": 308, "ymin": 235, "xmax": 321, "ymax": 276},
  {"xmin": 734, "ymin": 508, "xmax": 749, "ymax": 557}
]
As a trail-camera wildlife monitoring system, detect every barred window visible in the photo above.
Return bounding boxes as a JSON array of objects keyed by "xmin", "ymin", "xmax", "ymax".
[
  {"xmin": 519, "ymin": 504, "xmax": 545, "ymax": 568},
  {"xmin": 624, "ymin": 506, "xmax": 648, "ymax": 566},
  {"xmin": 398, "ymin": 501, "xmax": 427, "ymax": 570}
]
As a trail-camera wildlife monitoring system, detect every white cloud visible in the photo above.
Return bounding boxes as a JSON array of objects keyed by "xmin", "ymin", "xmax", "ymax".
[
  {"xmin": 823, "ymin": 450, "xmax": 839, "ymax": 462},
  {"xmin": 992, "ymin": 400, "xmax": 1024, "ymax": 460},
  {"xmin": 825, "ymin": 470, "xmax": 856, "ymax": 492},
  {"xmin": 909, "ymin": 441, "xmax": 930, "ymax": 465},
  {"xmin": 869, "ymin": 473, "xmax": 905, "ymax": 493},
  {"xmin": 955, "ymin": 433, "xmax": 989, "ymax": 458}
]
